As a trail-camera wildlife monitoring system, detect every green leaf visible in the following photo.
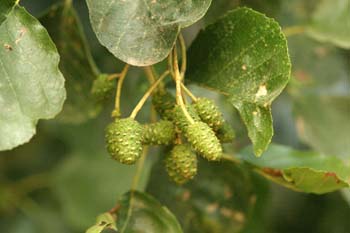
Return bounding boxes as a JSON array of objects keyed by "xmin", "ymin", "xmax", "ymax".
[
  {"xmin": 187, "ymin": 7, "xmax": 291, "ymax": 156},
  {"xmin": 147, "ymin": 158, "xmax": 257, "ymax": 233},
  {"xmin": 239, "ymin": 144, "xmax": 350, "ymax": 194},
  {"xmin": 0, "ymin": 0, "xmax": 17, "ymax": 25},
  {"xmin": 86, "ymin": 0, "xmax": 212, "ymax": 66},
  {"xmin": 52, "ymin": 153, "xmax": 151, "ymax": 230},
  {"xmin": 294, "ymin": 95, "xmax": 350, "ymax": 160},
  {"xmin": 86, "ymin": 213, "xmax": 118, "ymax": 233},
  {"xmin": 117, "ymin": 191, "xmax": 183, "ymax": 233},
  {"xmin": 0, "ymin": 6, "xmax": 66, "ymax": 151},
  {"xmin": 40, "ymin": 4, "xmax": 101, "ymax": 124},
  {"xmin": 307, "ymin": 0, "xmax": 350, "ymax": 48}
]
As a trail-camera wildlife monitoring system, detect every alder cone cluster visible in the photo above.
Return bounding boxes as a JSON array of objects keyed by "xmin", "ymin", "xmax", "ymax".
[{"xmin": 104, "ymin": 89, "xmax": 235, "ymax": 184}]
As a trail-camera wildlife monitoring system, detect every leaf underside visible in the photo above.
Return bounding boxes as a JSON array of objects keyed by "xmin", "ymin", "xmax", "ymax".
[
  {"xmin": 86, "ymin": 0, "xmax": 212, "ymax": 66},
  {"xmin": 0, "ymin": 6, "xmax": 66, "ymax": 151}
]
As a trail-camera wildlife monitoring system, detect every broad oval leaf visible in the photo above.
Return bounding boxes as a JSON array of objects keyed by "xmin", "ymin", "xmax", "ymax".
[
  {"xmin": 147, "ymin": 158, "xmax": 257, "ymax": 233},
  {"xmin": 117, "ymin": 191, "xmax": 183, "ymax": 233},
  {"xmin": 307, "ymin": 0, "xmax": 350, "ymax": 49},
  {"xmin": 239, "ymin": 144, "xmax": 350, "ymax": 194},
  {"xmin": 86, "ymin": 0, "xmax": 211, "ymax": 66},
  {"xmin": 187, "ymin": 7, "xmax": 291, "ymax": 156},
  {"xmin": 40, "ymin": 4, "xmax": 101, "ymax": 124},
  {"xmin": 0, "ymin": 6, "xmax": 66, "ymax": 151}
]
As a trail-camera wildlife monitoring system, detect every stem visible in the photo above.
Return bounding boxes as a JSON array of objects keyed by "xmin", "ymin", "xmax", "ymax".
[
  {"xmin": 130, "ymin": 147, "xmax": 149, "ymax": 190},
  {"xmin": 10, "ymin": 173, "xmax": 50, "ymax": 198},
  {"xmin": 64, "ymin": 0, "xmax": 72, "ymax": 7},
  {"xmin": 181, "ymin": 83, "xmax": 197, "ymax": 102},
  {"xmin": 168, "ymin": 51, "xmax": 175, "ymax": 79},
  {"xmin": 129, "ymin": 70, "xmax": 170, "ymax": 119},
  {"xmin": 143, "ymin": 66, "xmax": 156, "ymax": 83},
  {"xmin": 107, "ymin": 73, "xmax": 120, "ymax": 81},
  {"xmin": 283, "ymin": 25, "xmax": 305, "ymax": 37},
  {"xmin": 114, "ymin": 64, "xmax": 130, "ymax": 117},
  {"xmin": 178, "ymin": 33, "xmax": 187, "ymax": 77},
  {"xmin": 121, "ymin": 147, "xmax": 151, "ymax": 233},
  {"xmin": 173, "ymin": 48, "xmax": 194, "ymax": 124}
]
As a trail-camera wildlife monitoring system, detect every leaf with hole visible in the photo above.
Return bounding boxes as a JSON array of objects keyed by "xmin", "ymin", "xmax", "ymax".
[{"xmin": 187, "ymin": 7, "xmax": 291, "ymax": 156}]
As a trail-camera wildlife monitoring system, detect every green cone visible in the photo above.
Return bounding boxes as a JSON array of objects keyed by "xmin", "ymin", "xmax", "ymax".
[
  {"xmin": 165, "ymin": 144, "xmax": 198, "ymax": 185},
  {"xmin": 105, "ymin": 118, "xmax": 143, "ymax": 165},
  {"xmin": 152, "ymin": 90, "xmax": 176, "ymax": 120},
  {"xmin": 192, "ymin": 97, "xmax": 225, "ymax": 131},
  {"xmin": 216, "ymin": 122, "xmax": 235, "ymax": 143},
  {"xmin": 172, "ymin": 105, "xmax": 201, "ymax": 133},
  {"xmin": 91, "ymin": 74, "xmax": 115, "ymax": 102},
  {"xmin": 185, "ymin": 122, "xmax": 222, "ymax": 161},
  {"xmin": 143, "ymin": 120, "xmax": 176, "ymax": 145}
]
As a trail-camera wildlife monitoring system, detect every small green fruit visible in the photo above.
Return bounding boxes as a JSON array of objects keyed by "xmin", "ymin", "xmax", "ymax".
[
  {"xmin": 165, "ymin": 144, "xmax": 198, "ymax": 185},
  {"xmin": 105, "ymin": 118, "xmax": 143, "ymax": 165},
  {"xmin": 216, "ymin": 122, "xmax": 235, "ymax": 143},
  {"xmin": 143, "ymin": 120, "xmax": 176, "ymax": 145},
  {"xmin": 91, "ymin": 74, "xmax": 115, "ymax": 102},
  {"xmin": 173, "ymin": 105, "xmax": 201, "ymax": 133},
  {"xmin": 152, "ymin": 90, "xmax": 176, "ymax": 120},
  {"xmin": 193, "ymin": 97, "xmax": 225, "ymax": 131},
  {"xmin": 185, "ymin": 122, "xmax": 222, "ymax": 161}
]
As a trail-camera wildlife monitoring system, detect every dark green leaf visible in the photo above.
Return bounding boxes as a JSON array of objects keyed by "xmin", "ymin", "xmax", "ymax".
[
  {"xmin": 86, "ymin": 0, "xmax": 212, "ymax": 66},
  {"xmin": 0, "ymin": 6, "xmax": 66, "ymax": 151},
  {"xmin": 239, "ymin": 144, "xmax": 350, "ymax": 194},
  {"xmin": 117, "ymin": 191, "xmax": 183, "ymax": 233},
  {"xmin": 147, "ymin": 158, "xmax": 257, "ymax": 233},
  {"xmin": 307, "ymin": 0, "xmax": 350, "ymax": 48},
  {"xmin": 187, "ymin": 7, "xmax": 291, "ymax": 156},
  {"xmin": 52, "ymin": 154, "xmax": 151, "ymax": 230},
  {"xmin": 40, "ymin": 4, "xmax": 101, "ymax": 124},
  {"xmin": 294, "ymin": 95, "xmax": 350, "ymax": 160},
  {"xmin": 0, "ymin": 0, "xmax": 17, "ymax": 25}
]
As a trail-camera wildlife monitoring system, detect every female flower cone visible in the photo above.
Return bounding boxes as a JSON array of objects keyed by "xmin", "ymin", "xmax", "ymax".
[
  {"xmin": 185, "ymin": 122, "xmax": 223, "ymax": 161},
  {"xmin": 165, "ymin": 144, "xmax": 198, "ymax": 184},
  {"xmin": 105, "ymin": 118, "xmax": 143, "ymax": 164}
]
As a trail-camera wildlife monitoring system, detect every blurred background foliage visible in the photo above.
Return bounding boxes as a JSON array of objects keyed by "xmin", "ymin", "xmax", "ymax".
[{"xmin": 0, "ymin": 0, "xmax": 349, "ymax": 232}]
